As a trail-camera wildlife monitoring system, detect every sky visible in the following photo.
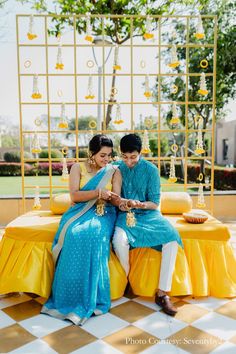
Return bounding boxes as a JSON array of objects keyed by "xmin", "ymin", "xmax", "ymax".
[{"xmin": 0, "ymin": 0, "xmax": 235, "ymax": 127}]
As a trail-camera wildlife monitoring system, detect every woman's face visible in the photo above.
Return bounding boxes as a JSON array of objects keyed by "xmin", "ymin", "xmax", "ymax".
[{"xmin": 93, "ymin": 146, "xmax": 113, "ymax": 168}]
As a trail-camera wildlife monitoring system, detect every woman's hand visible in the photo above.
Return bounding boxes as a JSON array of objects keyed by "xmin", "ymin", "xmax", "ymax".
[{"xmin": 100, "ymin": 189, "xmax": 120, "ymax": 201}]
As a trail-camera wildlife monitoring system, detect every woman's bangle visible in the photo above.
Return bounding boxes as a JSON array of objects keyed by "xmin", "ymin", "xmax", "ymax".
[
  {"xmin": 125, "ymin": 199, "xmax": 132, "ymax": 209},
  {"xmin": 119, "ymin": 202, "xmax": 125, "ymax": 210},
  {"xmin": 98, "ymin": 188, "xmax": 102, "ymax": 199}
]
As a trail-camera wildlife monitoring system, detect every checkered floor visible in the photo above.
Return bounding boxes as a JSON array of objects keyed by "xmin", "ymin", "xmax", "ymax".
[{"xmin": 0, "ymin": 223, "xmax": 236, "ymax": 354}]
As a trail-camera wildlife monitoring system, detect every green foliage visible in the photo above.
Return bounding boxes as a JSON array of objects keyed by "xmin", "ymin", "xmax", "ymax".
[
  {"xmin": 38, "ymin": 149, "xmax": 63, "ymax": 158},
  {"xmin": 4, "ymin": 151, "xmax": 21, "ymax": 162},
  {"xmin": 1, "ymin": 135, "xmax": 20, "ymax": 148}
]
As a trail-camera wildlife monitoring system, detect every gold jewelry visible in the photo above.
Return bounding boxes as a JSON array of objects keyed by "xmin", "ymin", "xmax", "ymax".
[
  {"xmin": 88, "ymin": 153, "xmax": 95, "ymax": 165},
  {"xmin": 126, "ymin": 208, "xmax": 136, "ymax": 227},
  {"xmin": 96, "ymin": 199, "xmax": 105, "ymax": 216}
]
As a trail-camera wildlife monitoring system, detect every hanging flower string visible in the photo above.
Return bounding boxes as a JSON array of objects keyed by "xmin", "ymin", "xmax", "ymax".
[
  {"xmin": 85, "ymin": 75, "xmax": 95, "ymax": 99},
  {"xmin": 170, "ymin": 102, "xmax": 180, "ymax": 125},
  {"xmin": 144, "ymin": 74, "xmax": 152, "ymax": 98},
  {"xmin": 27, "ymin": 15, "xmax": 37, "ymax": 40},
  {"xmin": 31, "ymin": 132, "xmax": 41, "ymax": 154},
  {"xmin": 33, "ymin": 186, "xmax": 41, "ymax": 210},
  {"xmin": 113, "ymin": 45, "xmax": 121, "ymax": 70},
  {"xmin": 198, "ymin": 72, "xmax": 208, "ymax": 96},
  {"xmin": 58, "ymin": 103, "xmax": 68, "ymax": 129},
  {"xmin": 114, "ymin": 103, "xmax": 124, "ymax": 125},
  {"xmin": 196, "ymin": 183, "xmax": 206, "ymax": 208},
  {"xmin": 168, "ymin": 44, "xmax": 180, "ymax": 68},
  {"xmin": 143, "ymin": 16, "xmax": 154, "ymax": 40},
  {"xmin": 31, "ymin": 74, "xmax": 42, "ymax": 99},
  {"xmin": 168, "ymin": 155, "xmax": 177, "ymax": 183},
  {"xmin": 141, "ymin": 130, "xmax": 151, "ymax": 154},
  {"xmin": 55, "ymin": 39, "xmax": 64, "ymax": 70},
  {"xmin": 85, "ymin": 13, "xmax": 94, "ymax": 42},
  {"xmin": 61, "ymin": 157, "xmax": 69, "ymax": 182},
  {"xmin": 194, "ymin": 15, "xmax": 205, "ymax": 40},
  {"xmin": 194, "ymin": 116, "xmax": 205, "ymax": 154}
]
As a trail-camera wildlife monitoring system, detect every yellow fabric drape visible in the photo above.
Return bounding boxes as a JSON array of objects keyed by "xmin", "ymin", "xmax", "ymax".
[{"xmin": 0, "ymin": 209, "xmax": 235, "ymax": 299}]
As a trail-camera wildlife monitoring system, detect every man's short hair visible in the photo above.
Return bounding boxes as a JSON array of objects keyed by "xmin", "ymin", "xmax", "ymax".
[{"xmin": 120, "ymin": 134, "xmax": 142, "ymax": 153}]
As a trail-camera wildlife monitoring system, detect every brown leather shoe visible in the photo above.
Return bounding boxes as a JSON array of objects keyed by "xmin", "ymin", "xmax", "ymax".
[{"xmin": 155, "ymin": 294, "xmax": 178, "ymax": 316}]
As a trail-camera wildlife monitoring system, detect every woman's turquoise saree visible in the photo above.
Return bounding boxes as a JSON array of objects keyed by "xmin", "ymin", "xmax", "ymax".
[{"xmin": 41, "ymin": 164, "xmax": 117, "ymax": 325}]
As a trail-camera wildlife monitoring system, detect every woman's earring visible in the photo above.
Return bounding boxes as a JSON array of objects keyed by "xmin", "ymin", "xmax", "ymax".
[{"xmin": 88, "ymin": 153, "xmax": 95, "ymax": 165}]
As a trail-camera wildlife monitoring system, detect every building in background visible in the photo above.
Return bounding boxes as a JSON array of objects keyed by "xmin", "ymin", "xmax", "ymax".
[{"xmin": 215, "ymin": 119, "xmax": 236, "ymax": 166}]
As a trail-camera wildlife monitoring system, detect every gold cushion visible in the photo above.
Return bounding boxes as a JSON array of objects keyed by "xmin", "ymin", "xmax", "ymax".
[
  {"xmin": 50, "ymin": 193, "xmax": 71, "ymax": 215},
  {"xmin": 160, "ymin": 192, "xmax": 192, "ymax": 214}
]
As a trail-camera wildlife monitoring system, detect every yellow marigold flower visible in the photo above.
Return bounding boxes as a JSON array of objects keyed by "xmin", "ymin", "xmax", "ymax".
[
  {"xmin": 58, "ymin": 122, "xmax": 68, "ymax": 129},
  {"xmin": 55, "ymin": 63, "xmax": 64, "ymax": 70},
  {"xmin": 194, "ymin": 148, "xmax": 205, "ymax": 154},
  {"xmin": 31, "ymin": 93, "xmax": 42, "ymax": 99},
  {"xmin": 168, "ymin": 61, "xmax": 180, "ymax": 68},
  {"xmin": 144, "ymin": 91, "xmax": 152, "ymax": 98},
  {"xmin": 31, "ymin": 148, "xmax": 42, "ymax": 154},
  {"xmin": 27, "ymin": 32, "xmax": 37, "ymax": 40},
  {"xmin": 168, "ymin": 177, "xmax": 177, "ymax": 183},
  {"xmin": 85, "ymin": 35, "xmax": 94, "ymax": 42},
  {"xmin": 113, "ymin": 65, "xmax": 121, "ymax": 70},
  {"xmin": 194, "ymin": 33, "xmax": 205, "ymax": 40},
  {"xmin": 114, "ymin": 119, "xmax": 124, "ymax": 125},
  {"xmin": 143, "ymin": 33, "xmax": 154, "ymax": 40},
  {"xmin": 141, "ymin": 147, "xmax": 151, "ymax": 154},
  {"xmin": 170, "ymin": 117, "xmax": 180, "ymax": 125},
  {"xmin": 196, "ymin": 202, "xmax": 206, "ymax": 208},
  {"xmin": 33, "ymin": 204, "xmax": 41, "ymax": 210},
  {"xmin": 198, "ymin": 89, "xmax": 208, "ymax": 96}
]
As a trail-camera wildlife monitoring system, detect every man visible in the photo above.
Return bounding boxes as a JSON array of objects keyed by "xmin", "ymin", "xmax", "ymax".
[{"xmin": 112, "ymin": 134, "xmax": 183, "ymax": 316}]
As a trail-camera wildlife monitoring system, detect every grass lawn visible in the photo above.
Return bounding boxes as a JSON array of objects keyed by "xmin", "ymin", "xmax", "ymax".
[{"xmin": 0, "ymin": 176, "xmax": 186, "ymax": 197}]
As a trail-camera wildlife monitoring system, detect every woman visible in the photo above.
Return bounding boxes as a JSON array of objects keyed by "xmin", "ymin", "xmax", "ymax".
[{"xmin": 41, "ymin": 134, "xmax": 120, "ymax": 325}]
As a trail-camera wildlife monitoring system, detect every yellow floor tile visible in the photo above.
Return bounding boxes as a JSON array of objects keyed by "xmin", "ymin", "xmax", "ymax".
[
  {"xmin": 168, "ymin": 325, "xmax": 225, "ymax": 354},
  {"xmin": 42, "ymin": 325, "xmax": 97, "ymax": 354},
  {"xmin": 216, "ymin": 301, "xmax": 236, "ymax": 320},
  {"xmin": 173, "ymin": 301, "xmax": 210, "ymax": 323},
  {"xmin": 2, "ymin": 299, "xmax": 42, "ymax": 321},
  {"xmin": 104, "ymin": 325, "xmax": 159, "ymax": 354},
  {"xmin": 0, "ymin": 323, "xmax": 36, "ymax": 353},
  {"xmin": 110, "ymin": 301, "xmax": 155, "ymax": 323}
]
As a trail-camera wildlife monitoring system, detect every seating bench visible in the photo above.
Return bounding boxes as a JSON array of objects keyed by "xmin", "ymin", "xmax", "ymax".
[{"xmin": 0, "ymin": 193, "xmax": 235, "ymax": 299}]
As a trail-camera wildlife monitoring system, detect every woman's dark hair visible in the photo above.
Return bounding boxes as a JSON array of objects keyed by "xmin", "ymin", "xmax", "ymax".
[
  {"xmin": 120, "ymin": 134, "xmax": 142, "ymax": 153},
  {"xmin": 89, "ymin": 134, "xmax": 113, "ymax": 156}
]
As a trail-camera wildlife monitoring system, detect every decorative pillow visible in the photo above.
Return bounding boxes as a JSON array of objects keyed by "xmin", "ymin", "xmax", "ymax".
[
  {"xmin": 160, "ymin": 192, "xmax": 192, "ymax": 214},
  {"xmin": 50, "ymin": 193, "xmax": 71, "ymax": 215}
]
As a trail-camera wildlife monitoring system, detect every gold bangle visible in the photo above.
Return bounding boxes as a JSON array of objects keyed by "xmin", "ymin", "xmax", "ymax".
[
  {"xmin": 125, "ymin": 200, "xmax": 132, "ymax": 209},
  {"xmin": 98, "ymin": 188, "xmax": 102, "ymax": 199}
]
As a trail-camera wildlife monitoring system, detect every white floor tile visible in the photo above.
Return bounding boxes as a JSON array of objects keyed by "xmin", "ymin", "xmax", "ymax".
[
  {"xmin": 192, "ymin": 312, "xmax": 236, "ymax": 341},
  {"xmin": 184, "ymin": 296, "xmax": 230, "ymax": 311},
  {"xmin": 134, "ymin": 312, "xmax": 188, "ymax": 340},
  {"xmin": 0, "ymin": 293, "xmax": 32, "ymax": 309},
  {"xmin": 0, "ymin": 310, "xmax": 16, "ymax": 329},
  {"xmin": 132, "ymin": 297, "xmax": 161, "ymax": 311},
  {"xmin": 19, "ymin": 314, "xmax": 71, "ymax": 338},
  {"xmin": 141, "ymin": 340, "xmax": 190, "ymax": 354},
  {"xmin": 210, "ymin": 341, "xmax": 236, "ymax": 354},
  {"xmin": 81, "ymin": 313, "xmax": 129, "ymax": 338},
  {"xmin": 10, "ymin": 339, "xmax": 58, "ymax": 354},
  {"xmin": 71, "ymin": 339, "xmax": 123, "ymax": 354},
  {"xmin": 110, "ymin": 296, "xmax": 130, "ymax": 308}
]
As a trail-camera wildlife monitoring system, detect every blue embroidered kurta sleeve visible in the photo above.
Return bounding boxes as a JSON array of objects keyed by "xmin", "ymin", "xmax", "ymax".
[{"xmin": 146, "ymin": 165, "xmax": 161, "ymax": 204}]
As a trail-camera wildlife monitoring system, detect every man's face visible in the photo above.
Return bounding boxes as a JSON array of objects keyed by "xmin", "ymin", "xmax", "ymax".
[{"xmin": 120, "ymin": 151, "xmax": 140, "ymax": 168}]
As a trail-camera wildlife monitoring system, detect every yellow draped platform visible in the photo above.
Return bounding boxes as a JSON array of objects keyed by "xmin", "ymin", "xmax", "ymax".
[{"xmin": 0, "ymin": 210, "xmax": 236, "ymax": 299}]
